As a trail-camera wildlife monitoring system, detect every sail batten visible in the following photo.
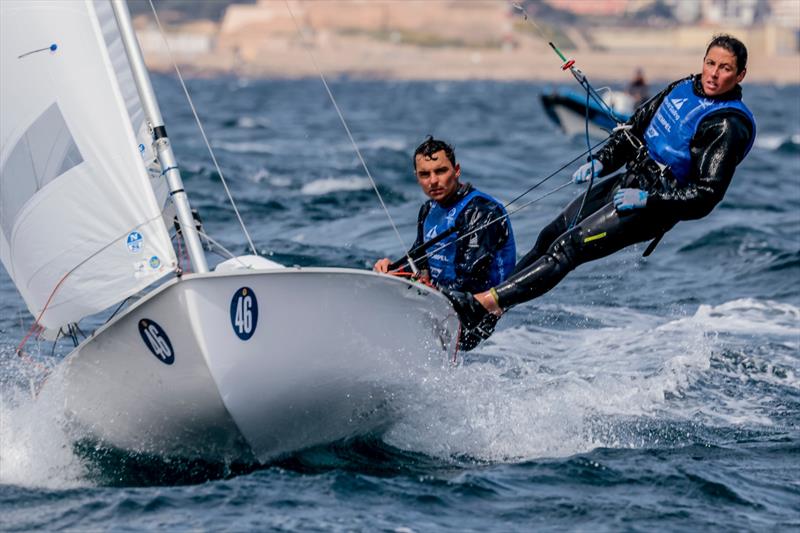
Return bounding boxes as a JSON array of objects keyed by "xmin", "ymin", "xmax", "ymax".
[{"xmin": 0, "ymin": 0, "xmax": 177, "ymax": 328}]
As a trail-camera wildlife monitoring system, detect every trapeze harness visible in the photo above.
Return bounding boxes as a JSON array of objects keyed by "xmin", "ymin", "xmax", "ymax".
[
  {"xmin": 423, "ymin": 190, "xmax": 516, "ymax": 290},
  {"xmin": 644, "ymin": 78, "xmax": 756, "ymax": 185}
]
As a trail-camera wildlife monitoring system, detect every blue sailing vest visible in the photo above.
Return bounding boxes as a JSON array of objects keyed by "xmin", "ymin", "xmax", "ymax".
[
  {"xmin": 644, "ymin": 78, "xmax": 755, "ymax": 186},
  {"xmin": 423, "ymin": 189, "xmax": 516, "ymax": 290}
]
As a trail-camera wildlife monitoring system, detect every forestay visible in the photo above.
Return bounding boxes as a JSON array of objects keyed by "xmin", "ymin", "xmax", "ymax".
[{"xmin": 0, "ymin": 0, "xmax": 175, "ymax": 328}]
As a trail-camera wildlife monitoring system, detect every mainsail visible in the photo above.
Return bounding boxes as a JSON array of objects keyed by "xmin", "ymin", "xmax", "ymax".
[{"xmin": 0, "ymin": 0, "xmax": 176, "ymax": 328}]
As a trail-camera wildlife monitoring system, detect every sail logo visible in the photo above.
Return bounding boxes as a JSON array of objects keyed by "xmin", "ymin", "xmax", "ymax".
[
  {"xmin": 670, "ymin": 98, "xmax": 688, "ymax": 110},
  {"xmin": 149, "ymin": 255, "xmax": 161, "ymax": 269},
  {"xmin": 230, "ymin": 287, "xmax": 258, "ymax": 341},
  {"xmin": 126, "ymin": 231, "xmax": 143, "ymax": 254},
  {"xmin": 138, "ymin": 319, "xmax": 174, "ymax": 365}
]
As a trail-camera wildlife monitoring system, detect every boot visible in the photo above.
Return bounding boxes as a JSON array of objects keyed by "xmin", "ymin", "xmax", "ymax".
[{"xmin": 440, "ymin": 288, "xmax": 499, "ymax": 351}]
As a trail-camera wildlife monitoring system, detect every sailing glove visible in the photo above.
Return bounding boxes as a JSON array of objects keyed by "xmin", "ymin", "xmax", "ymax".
[
  {"xmin": 614, "ymin": 188, "xmax": 648, "ymax": 211},
  {"xmin": 572, "ymin": 160, "xmax": 603, "ymax": 184}
]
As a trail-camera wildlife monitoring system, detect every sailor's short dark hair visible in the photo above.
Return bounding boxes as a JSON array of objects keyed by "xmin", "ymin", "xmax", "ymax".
[
  {"xmin": 706, "ymin": 34, "xmax": 748, "ymax": 73},
  {"xmin": 413, "ymin": 135, "xmax": 456, "ymax": 170}
]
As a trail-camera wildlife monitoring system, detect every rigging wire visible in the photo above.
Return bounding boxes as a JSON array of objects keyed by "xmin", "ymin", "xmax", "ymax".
[
  {"xmin": 510, "ymin": 2, "xmax": 631, "ymax": 227},
  {"xmin": 383, "ymin": 4, "xmax": 623, "ymax": 270},
  {"xmin": 146, "ymin": 0, "xmax": 258, "ymax": 256},
  {"xmin": 570, "ymin": 85, "xmax": 598, "ymax": 228},
  {"xmin": 15, "ymin": 208, "xmax": 175, "ymax": 357},
  {"xmin": 282, "ymin": 0, "xmax": 417, "ymax": 272},
  {"xmin": 397, "ymin": 137, "xmax": 609, "ymax": 269},
  {"xmin": 196, "ymin": 230, "xmax": 249, "ymax": 266}
]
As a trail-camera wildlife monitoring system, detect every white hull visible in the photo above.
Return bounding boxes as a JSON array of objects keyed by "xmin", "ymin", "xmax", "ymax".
[{"xmin": 61, "ymin": 268, "xmax": 460, "ymax": 462}]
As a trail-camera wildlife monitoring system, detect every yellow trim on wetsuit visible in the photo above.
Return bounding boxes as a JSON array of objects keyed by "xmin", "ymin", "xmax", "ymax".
[{"xmin": 583, "ymin": 232, "xmax": 607, "ymax": 243}]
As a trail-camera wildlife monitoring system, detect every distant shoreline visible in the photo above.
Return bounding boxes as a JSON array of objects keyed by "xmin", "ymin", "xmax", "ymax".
[{"xmin": 144, "ymin": 38, "xmax": 800, "ymax": 85}]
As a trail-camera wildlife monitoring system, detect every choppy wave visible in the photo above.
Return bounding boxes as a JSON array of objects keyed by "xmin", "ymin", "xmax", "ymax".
[
  {"xmin": 300, "ymin": 177, "xmax": 373, "ymax": 195},
  {"xmin": 4, "ymin": 298, "xmax": 794, "ymax": 488},
  {"xmin": 247, "ymin": 168, "xmax": 293, "ymax": 187},
  {"xmin": 384, "ymin": 298, "xmax": 798, "ymax": 463},
  {"xmin": 235, "ymin": 116, "xmax": 271, "ymax": 129},
  {"xmin": 753, "ymin": 132, "xmax": 800, "ymax": 152},
  {"xmin": 2, "ymin": 77, "xmax": 799, "ymax": 528},
  {"xmin": 212, "ymin": 140, "xmax": 275, "ymax": 154}
]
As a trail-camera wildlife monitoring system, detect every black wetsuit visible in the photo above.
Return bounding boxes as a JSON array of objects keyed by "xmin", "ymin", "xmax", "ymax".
[
  {"xmin": 408, "ymin": 183, "xmax": 515, "ymax": 293},
  {"xmin": 494, "ymin": 75, "xmax": 755, "ymax": 308}
]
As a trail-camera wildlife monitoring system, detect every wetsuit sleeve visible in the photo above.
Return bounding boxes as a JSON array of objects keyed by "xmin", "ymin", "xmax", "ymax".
[
  {"xmin": 646, "ymin": 112, "xmax": 753, "ymax": 220},
  {"xmin": 453, "ymin": 198, "xmax": 511, "ymax": 293},
  {"xmin": 594, "ymin": 79, "xmax": 685, "ymax": 175},
  {"xmin": 405, "ymin": 202, "xmax": 430, "ymax": 272}
]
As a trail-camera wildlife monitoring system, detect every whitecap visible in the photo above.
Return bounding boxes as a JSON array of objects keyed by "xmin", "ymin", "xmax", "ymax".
[
  {"xmin": 236, "ymin": 116, "xmax": 271, "ymax": 129},
  {"xmin": 213, "ymin": 140, "xmax": 275, "ymax": 154},
  {"xmin": 249, "ymin": 169, "xmax": 291, "ymax": 187},
  {"xmin": 753, "ymin": 133, "xmax": 793, "ymax": 151},
  {"xmin": 300, "ymin": 177, "xmax": 372, "ymax": 195},
  {"xmin": 249, "ymin": 168, "xmax": 270, "ymax": 183},
  {"xmin": 385, "ymin": 299, "xmax": 795, "ymax": 463},
  {"xmin": 332, "ymin": 138, "xmax": 407, "ymax": 153},
  {"xmin": 269, "ymin": 176, "xmax": 292, "ymax": 187},
  {"xmin": 664, "ymin": 298, "xmax": 800, "ymax": 337}
]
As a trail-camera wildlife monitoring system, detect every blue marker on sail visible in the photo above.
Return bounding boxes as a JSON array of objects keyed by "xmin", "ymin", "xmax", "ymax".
[
  {"xmin": 18, "ymin": 43, "xmax": 58, "ymax": 59},
  {"xmin": 127, "ymin": 231, "xmax": 143, "ymax": 253}
]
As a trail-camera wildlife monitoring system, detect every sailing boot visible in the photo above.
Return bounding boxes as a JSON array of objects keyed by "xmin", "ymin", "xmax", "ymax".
[{"xmin": 440, "ymin": 288, "xmax": 499, "ymax": 351}]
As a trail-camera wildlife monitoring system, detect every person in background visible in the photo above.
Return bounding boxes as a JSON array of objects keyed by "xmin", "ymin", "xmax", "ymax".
[
  {"xmin": 444, "ymin": 34, "xmax": 755, "ymax": 346},
  {"xmin": 628, "ymin": 67, "xmax": 649, "ymax": 107},
  {"xmin": 374, "ymin": 136, "xmax": 516, "ymax": 350}
]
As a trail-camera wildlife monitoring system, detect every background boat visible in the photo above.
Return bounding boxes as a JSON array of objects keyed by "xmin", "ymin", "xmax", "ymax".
[{"xmin": 541, "ymin": 88, "xmax": 634, "ymax": 139}]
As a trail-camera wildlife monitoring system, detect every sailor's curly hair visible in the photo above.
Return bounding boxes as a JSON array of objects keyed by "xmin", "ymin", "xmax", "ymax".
[
  {"xmin": 706, "ymin": 34, "xmax": 748, "ymax": 73},
  {"xmin": 413, "ymin": 135, "xmax": 456, "ymax": 170}
]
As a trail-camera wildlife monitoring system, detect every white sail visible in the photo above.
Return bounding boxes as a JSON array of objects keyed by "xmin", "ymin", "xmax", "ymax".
[{"xmin": 0, "ymin": 0, "xmax": 176, "ymax": 328}]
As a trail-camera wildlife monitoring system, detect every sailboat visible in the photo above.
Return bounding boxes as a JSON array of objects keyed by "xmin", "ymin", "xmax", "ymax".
[
  {"xmin": 0, "ymin": 0, "xmax": 460, "ymax": 463},
  {"xmin": 541, "ymin": 88, "xmax": 633, "ymax": 139}
]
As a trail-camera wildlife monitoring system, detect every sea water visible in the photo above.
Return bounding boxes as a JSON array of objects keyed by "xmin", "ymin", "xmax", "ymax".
[{"xmin": 1, "ymin": 78, "xmax": 798, "ymax": 531}]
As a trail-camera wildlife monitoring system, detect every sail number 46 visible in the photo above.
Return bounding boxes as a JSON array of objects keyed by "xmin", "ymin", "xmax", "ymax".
[
  {"xmin": 230, "ymin": 287, "xmax": 258, "ymax": 340},
  {"xmin": 138, "ymin": 319, "xmax": 175, "ymax": 365},
  {"xmin": 235, "ymin": 295, "xmax": 253, "ymax": 333},
  {"xmin": 145, "ymin": 325, "xmax": 172, "ymax": 359}
]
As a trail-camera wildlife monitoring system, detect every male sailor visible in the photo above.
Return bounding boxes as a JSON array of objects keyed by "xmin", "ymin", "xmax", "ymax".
[
  {"xmin": 374, "ymin": 136, "xmax": 516, "ymax": 350},
  {"xmin": 445, "ymin": 34, "xmax": 756, "ymax": 345}
]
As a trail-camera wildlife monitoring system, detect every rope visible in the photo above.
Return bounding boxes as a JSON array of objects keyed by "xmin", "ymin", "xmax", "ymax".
[
  {"xmin": 569, "ymin": 86, "xmax": 599, "ymax": 228},
  {"xmin": 196, "ymin": 229, "xmax": 250, "ymax": 269},
  {"xmin": 15, "ymin": 209, "xmax": 175, "ymax": 356},
  {"xmin": 511, "ymin": 3, "xmax": 622, "ymax": 124},
  {"xmin": 414, "ymin": 179, "xmax": 573, "ymax": 270},
  {"xmin": 195, "ymin": 228, "xmax": 271, "ymax": 270},
  {"xmin": 283, "ymin": 0, "xmax": 413, "ymax": 266},
  {"xmin": 502, "ymin": 137, "xmax": 609, "ymax": 210},
  {"xmin": 387, "ymin": 270, "xmax": 437, "ymax": 290},
  {"xmin": 146, "ymin": 0, "xmax": 258, "ymax": 256},
  {"xmin": 392, "ymin": 137, "xmax": 610, "ymax": 271},
  {"xmin": 510, "ymin": 2, "xmax": 634, "ymax": 230}
]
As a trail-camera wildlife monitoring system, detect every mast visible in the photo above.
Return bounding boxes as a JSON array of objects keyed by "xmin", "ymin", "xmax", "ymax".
[{"xmin": 110, "ymin": 0, "xmax": 209, "ymax": 273}]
